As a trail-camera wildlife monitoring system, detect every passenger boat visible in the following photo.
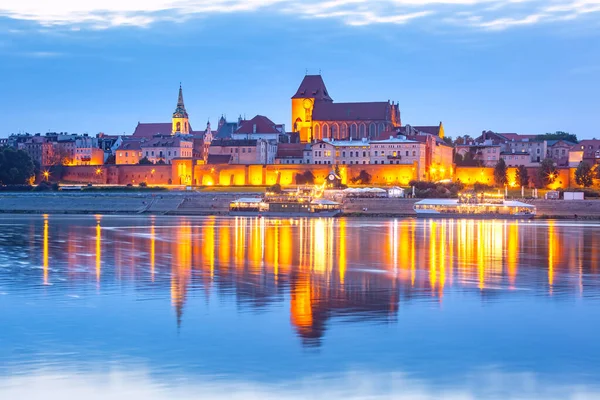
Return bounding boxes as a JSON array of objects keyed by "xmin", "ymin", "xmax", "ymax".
[
  {"xmin": 414, "ymin": 193, "xmax": 536, "ymax": 219},
  {"xmin": 229, "ymin": 188, "xmax": 342, "ymax": 217}
]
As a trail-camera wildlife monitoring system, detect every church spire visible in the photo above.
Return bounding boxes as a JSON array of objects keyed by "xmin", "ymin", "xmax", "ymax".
[
  {"xmin": 173, "ymin": 84, "xmax": 189, "ymax": 119},
  {"xmin": 172, "ymin": 83, "xmax": 190, "ymax": 134}
]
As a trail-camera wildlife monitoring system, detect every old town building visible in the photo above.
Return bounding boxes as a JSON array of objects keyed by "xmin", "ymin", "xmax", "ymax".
[{"xmin": 291, "ymin": 75, "xmax": 401, "ymax": 143}]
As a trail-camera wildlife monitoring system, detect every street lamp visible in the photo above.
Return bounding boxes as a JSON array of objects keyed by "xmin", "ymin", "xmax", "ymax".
[
  {"xmin": 43, "ymin": 171, "xmax": 50, "ymax": 181},
  {"xmin": 95, "ymin": 168, "xmax": 102, "ymax": 175}
]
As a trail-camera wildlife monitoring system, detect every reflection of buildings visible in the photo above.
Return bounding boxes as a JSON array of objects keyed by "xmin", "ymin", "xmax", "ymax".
[{"xmin": 28, "ymin": 217, "xmax": 600, "ymax": 346}]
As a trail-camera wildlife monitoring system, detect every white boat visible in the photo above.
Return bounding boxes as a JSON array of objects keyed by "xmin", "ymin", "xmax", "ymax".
[
  {"xmin": 414, "ymin": 193, "xmax": 536, "ymax": 219},
  {"xmin": 229, "ymin": 191, "xmax": 342, "ymax": 217}
]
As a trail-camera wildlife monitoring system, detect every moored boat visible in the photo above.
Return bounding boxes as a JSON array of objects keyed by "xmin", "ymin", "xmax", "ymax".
[
  {"xmin": 229, "ymin": 188, "xmax": 342, "ymax": 217},
  {"xmin": 414, "ymin": 193, "xmax": 536, "ymax": 219}
]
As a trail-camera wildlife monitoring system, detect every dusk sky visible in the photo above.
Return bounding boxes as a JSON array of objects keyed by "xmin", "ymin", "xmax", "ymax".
[{"xmin": 1, "ymin": 1, "xmax": 599, "ymax": 139}]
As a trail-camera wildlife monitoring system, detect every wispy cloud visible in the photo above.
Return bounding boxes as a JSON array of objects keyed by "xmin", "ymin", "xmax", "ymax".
[
  {"xmin": 2, "ymin": 368, "xmax": 600, "ymax": 400},
  {"xmin": 0, "ymin": 0, "xmax": 599, "ymax": 30}
]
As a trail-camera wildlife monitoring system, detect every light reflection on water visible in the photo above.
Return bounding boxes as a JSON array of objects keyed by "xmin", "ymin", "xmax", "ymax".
[{"xmin": 1, "ymin": 215, "xmax": 600, "ymax": 398}]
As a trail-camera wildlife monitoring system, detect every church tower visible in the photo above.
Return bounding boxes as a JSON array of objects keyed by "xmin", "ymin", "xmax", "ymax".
[
  {"xmin": 291, "ymin": 74, "xmax": 333, "ymax": 143},
  {"xmin": 172, "ymin": 84, "xmax": 190, "ymax": 135}
]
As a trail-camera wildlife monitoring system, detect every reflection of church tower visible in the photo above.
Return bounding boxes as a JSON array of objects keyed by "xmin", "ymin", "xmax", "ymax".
[
  {"xmin": 290, "ymin": 272, "xmax": 325, "ymax": 347},
  {"xmin": 172, "ymin": 84, "xmax": 190, "ymax": 135}
]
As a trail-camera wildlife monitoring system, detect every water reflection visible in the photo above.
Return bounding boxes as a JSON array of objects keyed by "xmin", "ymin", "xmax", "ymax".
[{"xmin": 1, "ymin": 216, "xmax": 600, "ymax": 347}]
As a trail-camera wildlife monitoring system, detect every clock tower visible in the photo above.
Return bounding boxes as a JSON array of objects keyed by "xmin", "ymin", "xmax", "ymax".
[{"xmin": 172, "ymin": 84, "xmax": 190, "ymax": 135}]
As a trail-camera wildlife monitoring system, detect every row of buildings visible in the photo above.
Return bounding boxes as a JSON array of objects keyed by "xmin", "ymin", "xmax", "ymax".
[
  {"xmin": 456, "ymin": 131, "xmax": 600, "ymax": 168},
  {"xmin": 6, "ymin": 75, "xmax": 598, "ymax": 184}
]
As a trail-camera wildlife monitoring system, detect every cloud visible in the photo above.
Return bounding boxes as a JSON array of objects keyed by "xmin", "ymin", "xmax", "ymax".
[
  {"xmin": 0, "ymin": 0, "xmax": 598, "ymax": 30},
  {"xmin": 1, "ymin": 368, "xmax": 600, "ymax": 400}
]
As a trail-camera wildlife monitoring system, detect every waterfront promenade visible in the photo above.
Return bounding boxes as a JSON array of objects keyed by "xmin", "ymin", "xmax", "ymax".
[{"xmin": 1, "ymin": 192, "xmax": 600, "ymax": 218}]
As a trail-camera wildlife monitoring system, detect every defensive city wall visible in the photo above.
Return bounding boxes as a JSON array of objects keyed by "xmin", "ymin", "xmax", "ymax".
[{"xmin": 59, "ymin": 163, "xmax": 577, "ymax": 188}]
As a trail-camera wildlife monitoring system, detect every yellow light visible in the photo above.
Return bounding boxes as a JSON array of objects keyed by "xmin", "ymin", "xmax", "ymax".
[{"xmin": 96, "ymin": 168, "xmax": 102, "ymax": 175}]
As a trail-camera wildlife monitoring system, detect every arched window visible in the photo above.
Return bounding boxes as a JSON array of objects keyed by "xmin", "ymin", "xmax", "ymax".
[
  {"xmin": 322, "ymin": 124, "xmax": 329, "ymax": 139},
  {"xmin": 331, "ymin": 123, "xmax": 339, "ymax": 139},
  {"xmin": 350, "ymin": 124, "xmax": 357, "ymax": 139},
  {"xmin": 379, "ymin": 123, "xmax": 385, "ymax": 134},
  {"xmin": 314, "ymin": 124, "xmax": 321, "ymax": 140},
  {"xmin": 341, "ymin": 123, "xmax": 348, "ymax": 139},
  {"xmin": 176, "ymin": 122, "xmax": 181, "ymax": 132},
  {"xmin": 369, "ymin": 123, "xmax": 376, "ymax": 137},
  {"xmin": 359, "ymin": 124, "xmax": 366, "ymax": 138}
]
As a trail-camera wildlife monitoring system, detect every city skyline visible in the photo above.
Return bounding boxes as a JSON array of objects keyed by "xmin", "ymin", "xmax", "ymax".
[{"xmin": 1, "ymin": 1, "xmax": 599, "ymax": 138}]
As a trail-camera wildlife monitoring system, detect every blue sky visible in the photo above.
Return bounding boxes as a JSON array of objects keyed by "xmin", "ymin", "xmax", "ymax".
[{"xmin": 0, "ymin": 0, "xmax": 599, "ymax": 139}]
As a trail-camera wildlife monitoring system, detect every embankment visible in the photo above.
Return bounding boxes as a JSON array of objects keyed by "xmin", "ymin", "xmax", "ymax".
[{"xmin": 1, "ymin": 192, "xmax": 599, "ymax": 219}]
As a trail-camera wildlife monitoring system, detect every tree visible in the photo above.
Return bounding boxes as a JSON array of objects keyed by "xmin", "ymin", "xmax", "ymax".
[
  {"xmin": 537, "ymin": 131, "xmax": 578, "ymax": 143},
  {"xmin": 516, "ymin": 165, "xmax": 530, "ymax": 187},
  {"xmin": 538, "ymin": 158, "xmax": 558, "ymax": 187},
  {"xmin": 295, "ymin": 170, "xmax": 315, "ymax": 185},
  {"xmin": 443, "ymin": 136, "xmax": 454, "ymax": 146},
  {"xmin": 575, "ymin": 161, "xmax": 594, "ymax": 187},
  {"xmin": 453, "ymin": 153, "xmax": 463, "ymax": 165},
  {"xmin": 139, "ymin": 157, "xmax": 153, "ymax": 165},
  {"xmin": 493, "ymin": 158, "xmax": 508, "ymax": 187},
  {"xmin": 105, "ymin": 154, "xmax": 116, "ymax": 165},
  {"xmin": 351, "ymin": 170, "xmax": 371, "ymax": 185},
  {"xmin": 0, "ymin": 147, "xmax": 35, "ymax": 185}
]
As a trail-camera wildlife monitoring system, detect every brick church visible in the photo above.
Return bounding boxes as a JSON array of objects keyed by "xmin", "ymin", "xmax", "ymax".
[{"xmin": 291, "ymin": 75, "xmax": 401, "ymax": 143}]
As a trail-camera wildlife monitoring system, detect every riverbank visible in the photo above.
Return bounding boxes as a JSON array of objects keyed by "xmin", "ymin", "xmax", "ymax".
[{"xmin": 1, "ymin": 192, "xmax": 600, "ymax": 219}]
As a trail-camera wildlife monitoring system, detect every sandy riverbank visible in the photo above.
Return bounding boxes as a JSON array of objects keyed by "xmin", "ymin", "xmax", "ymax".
[{"xmin": 1, "ymin": 192, "xmax": 599, "ymax": 218}]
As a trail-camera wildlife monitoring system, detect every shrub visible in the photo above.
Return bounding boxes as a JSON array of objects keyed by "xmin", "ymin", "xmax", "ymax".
[
  {"xmin": 268, "ymin": 183, "xmax": 282, "ymax": 193},
  {"xmin": 139, "ymin": 182, "xmax": 148, "ymax": 188}
]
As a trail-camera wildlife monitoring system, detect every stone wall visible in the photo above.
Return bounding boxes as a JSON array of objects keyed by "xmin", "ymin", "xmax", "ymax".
[{"xmin": 60, "ymin": 163, "xmax": 583, "ymax": 189}]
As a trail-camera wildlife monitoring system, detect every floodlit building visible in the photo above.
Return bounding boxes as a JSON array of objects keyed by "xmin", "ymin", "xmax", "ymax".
[
  {"xmin": 141, "ymin": 136, "xmax": 193, "ymax": 164},
  {"xmin": 291, "ymin": 74, "xmax": 401, "ymax": 143}
]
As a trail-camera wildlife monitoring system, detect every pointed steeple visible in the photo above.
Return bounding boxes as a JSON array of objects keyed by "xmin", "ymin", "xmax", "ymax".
[{"xmin": 173, "ymin": 83, "xmax": 189, "ymax": 119}]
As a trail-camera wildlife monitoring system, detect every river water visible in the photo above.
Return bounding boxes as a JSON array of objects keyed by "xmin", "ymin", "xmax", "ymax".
[{"xmin": 0, "ymin": 215, "xmax": 599, "ymax": 399}]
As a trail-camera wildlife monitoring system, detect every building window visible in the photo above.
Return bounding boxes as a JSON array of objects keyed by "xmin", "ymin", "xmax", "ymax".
[
  {"xmin": 413, "ymin": 151, "xmax": 416, "ymax": 156},
  {"xmin": 359, "ymin": 124, "xmax": 366, "ymax": 138},
  {"xmin": 369, "ymin": 123, "xmax": 376, "ymax": 137},
  {"xmin": 314, "ymin": 124, "xmax": 321, "ymax": 140},
  {"xmin": 331, "ymin": 124, "xmax": 339, "ymax": 139},
  {"xmin": 341, "ymin": 124, "xmax": 348, "ymax": 139},
  {"xmin": 406, "ymin": 151, "xmax": 409, "ymax": 156},
  {"xmin": 323, "ymin": 124, "xmax": 329, "ymax": 138},
  {"xmin": 363, "ymin": 151, "xmax": 366, "ymax": 157}
]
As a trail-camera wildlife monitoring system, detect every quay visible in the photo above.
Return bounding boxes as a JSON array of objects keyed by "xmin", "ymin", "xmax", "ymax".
[{"xmin": 1, "ymin": 192, "xmax": 600, "ymax": 219}]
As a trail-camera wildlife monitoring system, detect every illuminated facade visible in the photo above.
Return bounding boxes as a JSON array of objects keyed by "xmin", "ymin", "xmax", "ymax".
[
  {"xmin": 140, "ymin": 136, "xmax": 193, "ymax": 165},
  {"xmin": 291, "ymin": 74, "xmax": 401, "ymax": 143}
]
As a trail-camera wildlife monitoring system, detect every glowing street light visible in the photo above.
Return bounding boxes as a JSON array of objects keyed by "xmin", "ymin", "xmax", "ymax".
[
  {"xmin": 43, "ymin": 171, "xmax": 50, "ymax": 181},
  {"xmin": 95, "ymin": 168, "xmax": 102, "ymax": 175}
]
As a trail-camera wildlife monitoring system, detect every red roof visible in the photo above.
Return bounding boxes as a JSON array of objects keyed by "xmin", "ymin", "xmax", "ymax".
[
  {"xmin": 236, "ymin": 115, "xmax": 281, "ymax": 135},
  {"xmin": 142, "ymin": 136, "xmax": 189, "ymax": 148},
  {"xmin": 118, "ymin": 139, "xmax": 144, "ymax": 151},
  {"xmin": 292, "ymin": 75, "xmax": 333, "ymax": 102},
  {"xmin": 500, "ymin": 133, "xmax": 538, "ymax": 141},
  {"xmin": 207, "ymin": 154, "xmax": 231, "ymax": 164},
  {"xmin": 413, "ymin": 125, "xmax": 441, "ymax": 136},
  {"xmin": 275, "ymin": 143, "xmax": 307, "ymax": 159},
  {"xmin": 312, "ymin": 102, "xmax": 390, "ymax": 122},
  {"xmin": 132, "ymin": 123, "xmax": 172, "ymax": 138}
]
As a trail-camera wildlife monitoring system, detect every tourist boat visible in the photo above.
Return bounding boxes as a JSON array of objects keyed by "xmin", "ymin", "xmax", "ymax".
[
  {"xmin": 229, "ymin": 188, "xmax": 342, "ymax": 217},
  {"xmin": 414, "ymin": 193, "xmax": 536, "ymax": 219}
]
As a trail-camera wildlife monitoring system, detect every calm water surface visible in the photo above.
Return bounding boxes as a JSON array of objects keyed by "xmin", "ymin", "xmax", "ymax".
[{"xmin": 1, "ymin": 215, "xmax": 599, "ymax": 399}]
